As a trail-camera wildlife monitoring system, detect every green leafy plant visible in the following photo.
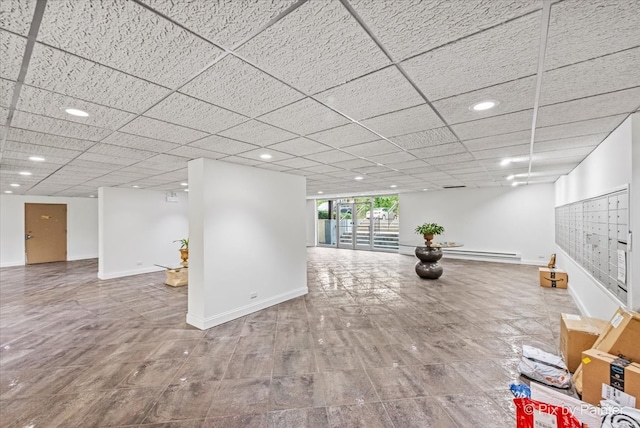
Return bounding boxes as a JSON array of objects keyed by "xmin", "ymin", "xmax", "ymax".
[
  {"xmin": 174, "ymin": 238, "xmax": 189, "ymax": 249},
  {"xmin": 414, "ymin": 223, "xmax": 444, "ymax": 236}
]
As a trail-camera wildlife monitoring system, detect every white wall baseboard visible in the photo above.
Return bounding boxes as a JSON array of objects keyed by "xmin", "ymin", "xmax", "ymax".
[
  {"xmin": 98, "ymin": 265, "xmax": 164, "ymax": 280},
  {"xmin": 0, "ymin": 261, "xmax": 24, "ymax": 268},
  {"xmin": 569, "ymin": 285, "xmax": 591, "ymax": 317},
  {"xmin": 186, "ymin": 286, "xmax": 308, "ymax": 330}
]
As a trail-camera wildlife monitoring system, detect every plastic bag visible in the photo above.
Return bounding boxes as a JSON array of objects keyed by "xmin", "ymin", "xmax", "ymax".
[
  {"xmin": 601, "ymin": 406, "xmax": 640, "ymax": 428},
  {"xmin": 518, "ymin": 345, "xmax": 571, "ymax": 389},
  {"xmin": 514, "ymin": 398, "xmax": 582, "ymax": 428},
  {"xmin": 510, "ymin": 383, "xmax": 532, "ymax": 398}
]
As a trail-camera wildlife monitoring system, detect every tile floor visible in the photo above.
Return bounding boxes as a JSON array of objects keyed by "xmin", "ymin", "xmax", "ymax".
[{"xmin": 0, "ymin": 248, "xmax": 579, "ymax": 427}]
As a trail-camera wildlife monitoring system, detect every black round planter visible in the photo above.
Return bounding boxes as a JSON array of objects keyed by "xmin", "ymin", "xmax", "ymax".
[{"xmin": 414, "ymin": 246, "xmax": 443, "ymax": 279}]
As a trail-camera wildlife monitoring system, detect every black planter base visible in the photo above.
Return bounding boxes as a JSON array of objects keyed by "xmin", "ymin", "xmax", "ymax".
[{"xmin": 414, "ymin": 246, "xmax": 444, "ymax": 279}]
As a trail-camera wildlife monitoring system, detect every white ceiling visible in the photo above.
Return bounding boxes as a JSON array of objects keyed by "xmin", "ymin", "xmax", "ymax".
[{"xmin": 1, "ymin": 0, "xmax": 639, "ymax": 198}]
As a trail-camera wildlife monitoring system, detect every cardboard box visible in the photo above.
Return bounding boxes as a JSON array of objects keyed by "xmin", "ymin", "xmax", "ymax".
[
  {"xmin": 539, "ymin": 267, "xmax": 568, "ymax": 288},
  {"xmin": 560, "ymin": 313, "xmax": 608, "ymax": 372},
  {"xmin": 574, "ymin": 307, "xmax": 640, "ymax": 394},
  {"xmin": 580, "ymin": 349, "xmax": 640, "ymax": 408}
]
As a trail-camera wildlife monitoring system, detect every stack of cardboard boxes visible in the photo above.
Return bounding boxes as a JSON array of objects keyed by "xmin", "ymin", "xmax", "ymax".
[{"xmin": 560, "ymin": 308, "xmax": 640, "ymax": 409}]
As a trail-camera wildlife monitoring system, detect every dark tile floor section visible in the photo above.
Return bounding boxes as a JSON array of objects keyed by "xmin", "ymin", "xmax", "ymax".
[{"xmin": 0, "ymin": 248, "xmax": 579, "ymax": 427}]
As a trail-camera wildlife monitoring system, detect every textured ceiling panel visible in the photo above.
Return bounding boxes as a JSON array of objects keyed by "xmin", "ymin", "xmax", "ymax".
[
  {"xmin": 69, "ymin": 159, "xmax": 124, "ymax": 172},
  {"xmin": 272, "ymin": 157, "xmax": 320, "ymax": 169},
  {"xmin": 266, "ymin": 137, "xmax": 331, "ymax": 157},
  {"xmin": 218, "ymin": 120, "xmax": 297, "ymax": 147},
  {"xmin": 361, "ymin": 104, "xmax": 445, "ymax": 138},
  {"xmin": 402, "ymin": 13, "xmax": 540, "ymax": 100},
  {"xmin": 38, "ymin": 0, "xmax": 223, "ymax": 88},
  {"xmin": 3, "ymin": 140, "xmax": 81, "ymax": 158},
  {"xmin": 390, "ymin": 127, "xmax": 458, "ymax": 150},
  {"xmin": 410, "ymin": 142, "xmax": 468, "ymax": 159},
  {"xmin": 343, "ymin": 140, "xmax": 401, "ymax": 157},
  {"xmin": 307, "ymin": 124, "xmax": 380, "ymax": 148},
  {"xmin": 258, "ymin": 98, "xmax": 350, "ymax": 135},
  {"xmin": 76, "ymin": 152, "xmax": 135, "ymax": 166},
  {"xmin": 188, "ymin": 135, "xmax": 259, "ymax": 155},
  {"xmin": 238, "ymin": 1, "xmax": 390, "ymax": 94},
  {"xmin": 471, "ymin": 143, "xmax": 531, "ymax": 160},
  {"xmin": 141, "ymin": 0, "xmax": 296, "ymax": 48},
  {"xmin": 102, "ymin": 132, "xmax": 179, "ymax": 153},
  {"xmin": 540, "ymin": 48, "xmax": 640, "ymax": 105},
  {"xmin": 238, "ymin": 148, "xmax": 293, "ymax": 163},
  {"xmin": 2, "ymin": 150, "xmax": 75, "ymax": 166},
  {"xmin": 180, "ymin": 55, "xmax": 303, "ymax": 118},
  {"xmin": 535, "ymin": 114, "xmax": 627, "ymax": 142},
  {"xmin": 462, "ymin": 130, "xmax": 530, "ymax": 151},
  {"xmin": 11, "ymin": 111, "xmax": 112, "ymax": 141},
  {"xmin": 433, "ymin": 76, "xmax": 537, "ymax": 125},
  {"xmin": 350, "ymin": 0, "xmax": 540, "ymax": 61},
  {"xmin": 255, "ymin": 163, "xmax": 291, "ymax": 172},
  {"xmin": 427, "ymin": 152, "xmax": 475, "ymax": 165},
  {"xmin": 136, "ymin": 154, "xmax": 189, "ymax": 167},
  {"xmin": 452, "ymin": 110, "xmax": 533, "ymax": 141},
  {"xmin": 0, "ymin": 78, "xmax": 15, "ymax": 108},
  {"xmin": 119, "ymin": 116, "xmax": 208, "ymax": 144},
  {"xmin": 367, "ymin": 151, "xmax": 416, "ymax": 165},
  {"xmin": 17, "ymin": 85, "xmax": 136, "ymax": 130},
  {"xmin": 545, "ymin": 0, "xmax": 640, "ymax": 70},
  {"xmin": 537, "ymin": 87, "xmax": 640, "ymax": 128},
  {"xmin": 304, "ymin": 150, "xmax": 357, "ymax": 164},
  {"xmin": 26, "ymin": 45, "xmax": 170, "ymax": 113},
  {"xmin": 303, "ymin": 164, "xmax": 343, "ymax": 174},
  {"xmin": 220, "ymin": 156, "xmax": 263, "ymax": 167},
  {"xmin": 144, "ymin": 92, "xmax": 248, "ymax": 134},
  {"xmin": 166, "ymin": 146, "xmax": 225, "ymax": 160},
  {"xmin": 0, "ymin": 30, "xmax": 27, "ymax": 80},
  {"xmin": 87, "ymin": 143, "xmax": 154, "ymax": 160},
  {"xmin": 535, "ymin": 146, "xmax": 595, "ymax": 160},
  {"xmin": 0, "ymin": 0, "xmax": 36, "ymax": 35},
  {"xmin": 331, "ymin": 158, "xmax": 377, "ymax": 170},
  {"xmin": 315, "ymin": 66, "xmax": 423, "ymax": 120},
  {"xmin": 534, "ymin": 134, "xmax": 606, "ymax": 152}
]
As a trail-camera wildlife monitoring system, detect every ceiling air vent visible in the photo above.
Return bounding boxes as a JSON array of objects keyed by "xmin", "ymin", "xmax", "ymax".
[{"xmin": 442, "ymin": 185, "xmax": 466, "ymax": 189}]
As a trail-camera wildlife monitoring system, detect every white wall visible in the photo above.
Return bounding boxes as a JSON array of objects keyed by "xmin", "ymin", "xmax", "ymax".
[
  {"xmin": 98, "ymin": 187, "xmax": 188, "ymax": 279},
  {"xmin": 399, "ymin": 184, "xmax": 555, "ymax": 265},
  {"xmin": 554, "ymin": 115, "xmax": 635, "ymax": 319},
  {"xmin": 187, "ymin": 159, "xmax": 307, "ymax": 330},
  {"xmin": 631, "ymin": 114, "xmax": 640, "ymax": 311},
  {"xmin": 0, "ymin": 195, "xmax": 98, "ymax": 267},
  {"xmin": 306, "ymin": 199, "xmax": 316, "ymax": 247}
]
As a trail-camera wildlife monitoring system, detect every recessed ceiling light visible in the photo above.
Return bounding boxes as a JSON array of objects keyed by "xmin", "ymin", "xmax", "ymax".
[
  {"xmin": 180, "ymin": 182, "xmax": 188, "ymax": 186},
  {"xmin": 89, "ymin": 195, "xmax": 95, "ymax": 198},
  {"xmin": 470, "ymin": 100, "xmax": 499, "ymax": 111},
  {"xmin": 512, "ymin": 182, "xmax": 519, "ymax": 187},
  {"xmin": 317, "ymin": 191, "xmax": 323, "ymax": 194},
  {"xmin": 29, "ymin": 156, "xmax": 45, "ymax": 162},
  {"xmin": 184, "ymin": 189, "xmax": 189, "ymax": 192},
  {"xmin": 19, "ymin": 171, "xmax": 31, "ymax": 176},
  {"xmin": 64, "ymin": 108, "xmax": 89, "ymax": 117},
  {"xmin": 132, "ymin": 185, "xmax": 140, "ymax": 188},
  {"xmin": 354, "ymin": 176, "xmax": 364, "ymax": 180},
  {"xmin": 500, "ymin": 159, "xmax": 512, "ymax": 166},
  {"xmin": 4, "ymin": 190, "xmax": 13, "ymax": 194},
  {"xmin": 10, "ymin": 183, "xmax": 20, "ymax": 187},
  {"xmin": 506, "ymin": 175, "xmax": 515, "ymax": 180},
  {"xmin": 390, "ymin": 185, "xmax": 397, "ymax": 188},
  {"xmin": 422, "ymin": 188, "xmax": 428, "ymax": 191},
  {"xmin": 260, "ymin": 153, "xmax": 272, "ymax": 160},
  {"xmin": 376, "ymin": 163, "xmax": 384, "ymax": 166}
]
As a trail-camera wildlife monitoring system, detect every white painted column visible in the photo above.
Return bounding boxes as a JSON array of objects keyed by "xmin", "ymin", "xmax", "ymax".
[{"xmin": 630, "ymin": 113, "xmax": 640, "ymax": 311}]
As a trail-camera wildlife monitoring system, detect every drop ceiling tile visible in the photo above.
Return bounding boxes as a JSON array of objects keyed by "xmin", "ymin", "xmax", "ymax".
[
  {"xmin": 343, "ymin": 140, "xmax": 401, "ymax": 157},
  {"xmin": 181, "ymin": 55, "xmax": 304, "ymax": 118},
  {"xmin": 443, "ymin": 161, "xmax": 487, "ymax": 172},
  {"xmin": 273, "ymin": 157, "xmax": 321, "ymax": 169},
  {"xmin": 219, "ymin": 156, "xmax": 262, "ymax": 167},
  {"xmin": 361, "ymin": 104, "xmax": 446, "ymax": 138},
  {"xmin": 68, "ymin": 159, "xmax": 124, "ymax": 172},
  {"xmin": 366, "ymin": 151, "xmax": 416, "ymax": 165},
  {"xmin": 545, "ymin": 0, "xmax": 640, "ymax": 70},
  {"xmin": 534, "ymin": 134, "xmax": 606, "ymax": 152},
  {"xmin": 331, "ymin": 158, "xmax": 377, "ymax": 170},
  {"xmin": 218, "ymin": 120, "xmax": 297, "ymax": 146},
  {"xmin": 237, "ymin": 0, "xmax": 391, "ymax": 94},
  {"xmin": 471, "ymin": 143, "xmax": 530, "ymax": 160},
  {"xmin": 461, "ymin": 130, "xmax": 530, "ymax": 151},
  {"xmin": 188, "ymin": 135, "xmax": 259, "ymax": 155},
  {"xmin": 87, "ymin": 143, "xmax": 154, "ymax": 160},
  {"xmin": 410, "ymin": 142, "xmax": 468, "ymax": 159},
  {"xmin": 141, "ymin": 0, "xmax": 296, "ymax": 48},
  {"xmin": 451, "ymin": 110, "xmax": 533, "ymax": 140},
  {"xmin": 1, "ymin": 150, "xmax": 74, "ymax": 166},
  {"xmin": 540, "ymin": 48, "xmax": 640, "ymax": 105},
  {"xmin": 26, "ymin": 45, "xmax": 170, "ymax": 113},
  {"xmin": 0, "ymin": 30, "xmax": 26, "ymax": 81},
  {"xmin": 302, "ymin": 164, "xmax": 343, "ymax": 174},
  {"xmin": 411, "ymin": 171, "xmax": 452, "ymax": 180},
  {"xmin": 237, "ymin": 148, "xmax": 293, "ymax": 163},
  {"xmin": 6, "ymin": 129, "xmax": 90, "ymax": 151},
  {"xmin": 11, "ymin": 111, "xmax": 112, "ymax": 141},
  {"xmin": 102, "ymin": 132, "xmax": 179, "ymax": 153},
  {"xmin": 315, "ymin": 66, "xmax": 424, "ymax": 120},
  {"xmin": 266, "ymin": 137, "xmax": 331, "ymax": 157},
  {"xmin": 3, "ymin": 140, "xmax": 82, "ymax": 158},
  {"xmin": 534, "ymin": 146, "xmax": 595, "ymax": 161},
  {"xmin": 17, "ymin": 85, "xmax": 136, "ymax": 130},
  {"xmin": 401, "ymin": 13, "xmax": 540, "ymax": 100},
  {"xmin": 307, "ymin": 124, "xmax": 380, "ymax": 148},
  {"xmin": 0, "ymin": 0, "xmax": 36, "ymax": 35},
  {"xmin": 385, "ymin": 159, "xmax": 431, "ymax": 170},
  {"xmin": 1, "ymin": 78, "xmax": 15, "ymax": 108},
  {"xmin": 350, "ymin": 0, "xmax": 540, "ymax": 61},
  {"xmin": 433, "ymin": 76, "xmax": 536, "ymax": 125},
  {"xmin": 427, "ymin": 152, "xmax": 475, "ymax": 166},
  {"xmin": 38, "ymin": 0, "xmax": 223, "ymax": 87},
  {"xmin": 255, "ymin": 163, "xmax": 291, "ymax": 172},
  {"xmin": 390, "ymin": 127, "xmax": 458, "ymax": 150},
  {"xmin": 114, "ymin": 165, "xmax": 169, "ymax": 175},
  {"xmin": 1, "ymin": 105, "xmax": 9, "ymax": 123},
  {"xmin": 165, "ymin": 146, "xmax": 226, "ymax": 160},
  {"xmin": 535, "ymin": 114, "xmax": 627, "ymax": 142},
  {"xmin": 304, "ymin": 150, "xmax": 357, "ymax": 164},
  {"xmin": 136, "ymin": 154, "xmax": 190, "ymax": 168},
  {"xmin": 144, "ymin": 92, "xmax": 248, "ymax": 135},
  {"xmin": 258, "ymin": 98, "xmax": 350, "ymax": 135},
  {"xmin": 537, "ymin": 87, "xmax": 640, "ymax": 128},
  {"xmin": 119, "ymin": 116, "xmax": 208, "ymax": 144},
  {"xmin": 76, "ymin": 152, "xmax": 135, "ymax": 166}
]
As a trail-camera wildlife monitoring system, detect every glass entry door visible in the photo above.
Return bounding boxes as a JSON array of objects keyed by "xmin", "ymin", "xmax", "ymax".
[{"xmin": 337, "ymin": 202, "xmax": 373, "ymax": 250}]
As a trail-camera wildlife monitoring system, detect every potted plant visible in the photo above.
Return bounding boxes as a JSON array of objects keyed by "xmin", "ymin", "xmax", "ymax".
[
  {"xmin": 414, "ymin": 223, "xmax": 444, "ymax": 246},
  {"xmin": 174, "ymin": 238, "xmax": 189, "ymax": 266}
]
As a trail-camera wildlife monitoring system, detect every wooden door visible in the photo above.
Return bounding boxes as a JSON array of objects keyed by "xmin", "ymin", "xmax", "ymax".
[{"xmin": 25, "ymin": 203, "xmax": 67, "ymax": 264}]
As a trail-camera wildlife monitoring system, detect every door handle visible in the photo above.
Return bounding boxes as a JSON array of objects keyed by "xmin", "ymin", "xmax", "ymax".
[{"xmin": 25, "ymin": 234, "xmax": 32, "ymax": 240}]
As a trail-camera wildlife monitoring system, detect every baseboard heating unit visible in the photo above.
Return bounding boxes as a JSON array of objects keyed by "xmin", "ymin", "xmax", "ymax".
[{"xmin": 441, "ymin": 248, "xmax": 522, "ymax": 263}]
